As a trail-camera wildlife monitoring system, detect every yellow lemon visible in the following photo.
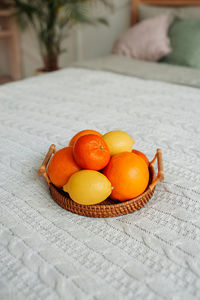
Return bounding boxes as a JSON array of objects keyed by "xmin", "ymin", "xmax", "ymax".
[
  {"xmin": 102, "ymin": 130, "xmax": 135, "ymax": 156},
  {"xmin": 63, "ymin": 170, "xmax": 112, "ymax": 205}
]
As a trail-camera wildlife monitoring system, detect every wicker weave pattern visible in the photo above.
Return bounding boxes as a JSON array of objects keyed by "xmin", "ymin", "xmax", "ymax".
[
  {"xmin": 49, "ymin": 183, "xmax": 155, "ymax": 218},
  {"xmin": 39, "ymin": 145, "xmax": 161, "ymax": 218}
]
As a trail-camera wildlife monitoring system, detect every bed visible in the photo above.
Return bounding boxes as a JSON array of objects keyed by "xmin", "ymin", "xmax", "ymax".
[{"xmin": 0, "ymin": 1, "xmax": 200, "ymax": 300}]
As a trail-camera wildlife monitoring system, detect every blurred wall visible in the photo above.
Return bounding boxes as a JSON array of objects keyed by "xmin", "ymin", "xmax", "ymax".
[{"xmin": 0, "ymin": 0, "xmax": 130, "ymax": 78}]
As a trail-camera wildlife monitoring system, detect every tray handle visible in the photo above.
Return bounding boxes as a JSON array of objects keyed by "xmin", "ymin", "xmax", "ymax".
[
  {"xmin": 38, "ymin": 144, "xmax": 56, "ymax": 185},
  {"xmin": 149, "ymin": 148, "xmax": 164, "ymax": 191},
  {"xmin": 38, "ymin": 145, "xmax": 164, "ymax": 190}
]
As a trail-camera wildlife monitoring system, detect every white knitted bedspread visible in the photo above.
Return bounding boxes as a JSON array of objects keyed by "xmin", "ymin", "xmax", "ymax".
[{"xmin": 0, "ymin": 68, "xmax": 200, "ymax": 300}]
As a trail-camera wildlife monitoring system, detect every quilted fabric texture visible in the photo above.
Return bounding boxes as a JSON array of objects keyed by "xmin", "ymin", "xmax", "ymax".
[
  {"xmin": 0, "ymin": 68, "xmax": 200, "ymax": 300},
  {"xmin": 112, "ymin": 14, "xmax": 171, "ymax": 61}
]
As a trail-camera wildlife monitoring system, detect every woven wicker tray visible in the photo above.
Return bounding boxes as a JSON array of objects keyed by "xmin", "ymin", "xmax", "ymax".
[{"xmin": 38, "ymin": 145, "xmax": 164, "ymax": 218}]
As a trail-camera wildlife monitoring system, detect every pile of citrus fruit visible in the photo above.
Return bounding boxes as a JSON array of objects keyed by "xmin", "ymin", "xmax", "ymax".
[{"xmin": 48, "ymin": 130, "xmax": 150, "ymax": 205}]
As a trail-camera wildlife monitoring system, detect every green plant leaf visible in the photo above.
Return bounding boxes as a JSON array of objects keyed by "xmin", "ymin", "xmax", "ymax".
[
  {"xmin": 12, "ymin": 0, "xmax": 110, "ymax": 71},
  {"xmin": 97, "ymin": 17, "xmax": 109, "ymax": 26}
]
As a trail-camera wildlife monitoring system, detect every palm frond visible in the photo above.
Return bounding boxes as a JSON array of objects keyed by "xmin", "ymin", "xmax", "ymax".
[{"xmin": 12, "ymin": 0, "xmax": 110, "ymax": 70}]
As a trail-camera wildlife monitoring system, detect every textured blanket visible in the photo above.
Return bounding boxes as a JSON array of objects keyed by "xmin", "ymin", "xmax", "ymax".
[{"xmin": 0, "ymin": 68, "xmax": 200, "ymax": 300}]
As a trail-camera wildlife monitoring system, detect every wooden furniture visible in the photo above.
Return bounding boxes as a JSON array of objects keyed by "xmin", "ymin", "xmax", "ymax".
[
  {"xmin": 0, "ymin": 9, "xmax": 22, "ymax": 84},
  {"xmin": 38, "ymin": 145, "xmax": 164, "ymax": 218},
  {"xmin": 132, "ymin": 0, "xmax": 200, "ymax": 24}
]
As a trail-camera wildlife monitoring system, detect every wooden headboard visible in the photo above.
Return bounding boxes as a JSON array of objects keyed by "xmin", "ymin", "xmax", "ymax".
[{"xmin": 132, "ymin": 0, "xmax": 200, "ymax": 24}]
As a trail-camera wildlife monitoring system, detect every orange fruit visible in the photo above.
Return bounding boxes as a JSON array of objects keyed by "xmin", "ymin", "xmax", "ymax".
[
  {"xmin": 69, "ymin": 130, "xmax": 102, "ymax": 147},
  {"xmin": 103, "ymin": 152, "xmax": 149, "ymax": 201},
  {"xmin": 73, "ymin": 134, "xmax": 110, "ymax": 170},
  {"xmin": 132, "ymin": 149, "xmax": 149, "ymax": 166},
  {"xmin": 48, "ymin": 147, "xmax": 81, "ymax": 188}
]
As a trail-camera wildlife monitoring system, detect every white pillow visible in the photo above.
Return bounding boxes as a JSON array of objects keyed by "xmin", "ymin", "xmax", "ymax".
[{"xmin": 112, "ymin": 14, "xmax": 172, "ymax": 62}]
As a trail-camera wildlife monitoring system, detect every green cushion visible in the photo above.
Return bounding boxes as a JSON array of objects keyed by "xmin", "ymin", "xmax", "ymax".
[{"xmin": 161, "ymin": 18, "xmax": 200, "ymax": 69}]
